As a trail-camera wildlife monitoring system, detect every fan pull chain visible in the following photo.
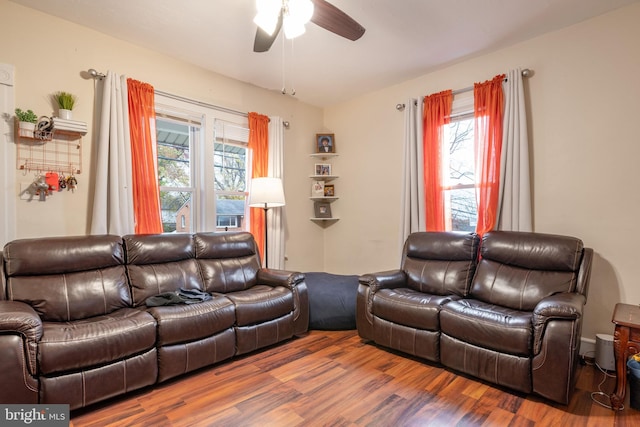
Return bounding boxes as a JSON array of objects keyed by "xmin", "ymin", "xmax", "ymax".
[
  {"xmin": 290, "ymin": 38, "xmax": 296, "ymax": 96},
  {"xmin": 281, "ymin": 34, "xmax": 287, "ymax": 94},
  {"xmin": 280, "ymin": 36, "xmax": 296, "ymax": 96}
]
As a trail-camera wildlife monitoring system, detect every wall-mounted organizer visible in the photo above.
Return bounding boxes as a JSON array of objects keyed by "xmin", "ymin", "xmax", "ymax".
[
  {"xmin": 16, "ymin": 125, "xmax": 84, "ymax": 175},
  {"xmin": 309, "ymin": 151, "xmax": 339, "ymax": 224},
  {"xmin": 15, "ymin": 121, "xmax": 85, "ymax": 201}
]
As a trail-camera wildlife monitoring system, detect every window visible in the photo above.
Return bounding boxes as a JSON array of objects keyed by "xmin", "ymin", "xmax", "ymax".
[
  {"xmin": 155, "ymin": 96, "xmax": 250, "ymax": 233},
  {"xmin": 214, "ymin": 120, "xmax": 249, "ymax": 231},
  {"xmin": 156, "ymin": 117, "xmax": 197, "ymax": 233},
  {"xmin": 442, "ymin": 92, "xmax": 477, "ymax": 231}
]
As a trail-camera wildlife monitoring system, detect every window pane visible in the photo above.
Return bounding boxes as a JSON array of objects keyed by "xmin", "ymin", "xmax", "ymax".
[
  {"xmin": 157, "ymin": 120, "xmax": 191, "ymax": 187},
  {"xmin": 160, "ymin": 191, "xmax": 192, "ymax": 233},
  {"xmin": 444, "ymin": 120, "xmax": 474, "ymax": 187},
  {"xmin": 214, "ymin": 143, "xmax": 247, "ymax": 192},
  {"xmin": 447, "ymin": 187, "xmax": 477, "ymax": 231},
  {"xmin": 215, "ymin": 194, "xmax": 245, "ymax": 231}
]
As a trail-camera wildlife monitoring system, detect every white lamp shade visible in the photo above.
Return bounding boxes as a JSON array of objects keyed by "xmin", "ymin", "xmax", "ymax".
[{"xmin": 248, "ymin": 177, "xmax": 286, "ymax": 208}]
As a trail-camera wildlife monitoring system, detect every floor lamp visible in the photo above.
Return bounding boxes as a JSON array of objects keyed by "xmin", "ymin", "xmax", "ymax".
[{"xmin": 248, "ymin": 177, "xmax": 285, "ymax": 268}]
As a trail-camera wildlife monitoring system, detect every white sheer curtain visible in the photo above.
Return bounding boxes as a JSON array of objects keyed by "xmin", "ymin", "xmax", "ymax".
[
  {"xmin": 497, "ymin": 68, "xmax": 532, "ymax": 231},
  {"xmin": 267, "ymin": 116, "xmax": 286, "ymax": 269},
  {"xmin": 90, "ymin": 71, "xmax": 135, "ymax": 235},
  {"xmin": 400, "ymin": 98, "xmax": 426, "ymax": 248}
]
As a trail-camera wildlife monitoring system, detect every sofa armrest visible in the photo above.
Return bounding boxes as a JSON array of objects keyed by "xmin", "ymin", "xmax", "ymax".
[
  {"xmin": 0, "ymin": 300, "xmax": 42, "ymax": 339},
  {"xmin": 257, "ymin": 268, "xmax": 305, "ymax": 290},
  {"xmin": 359, "ymin": 270, "xmax": 407, "ymax": 294},
  {"xmin": 532, "ymin": 293, "xmax": 585, "ymax": 354},
  {"xmin": 257, "ymin": 269, "xmax": 309, "ymax": 335},
  {"xmin": 0, "ymin": 300, "xmax": 43, "ymax": 375}
]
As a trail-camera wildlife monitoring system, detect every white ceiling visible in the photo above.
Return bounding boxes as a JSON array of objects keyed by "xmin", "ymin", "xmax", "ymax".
[{"xmin": 10, "ymin": 0, "xmax": 640, "ymax": 107}]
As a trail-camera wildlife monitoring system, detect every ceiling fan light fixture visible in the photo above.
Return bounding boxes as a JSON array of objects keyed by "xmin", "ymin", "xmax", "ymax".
[
  {"xmin": 283, "ymin": 17, "xmax": 306, "ymax": 39},
  {"xmin": 287, "ymin": 0, "xmax": 314, "ymax": 25},
  {"xmin": 283, "ymin": 0, "xmax": 314, "ymax": 39},
  {"xmin": 254, "ymin": 0, "xmax": 282, "ymax": 35}
]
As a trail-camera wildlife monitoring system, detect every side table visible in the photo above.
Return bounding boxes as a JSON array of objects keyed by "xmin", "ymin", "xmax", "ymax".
[{"xmin": 610, "ymin": 303, "xmax": 640, "ymax": 410}]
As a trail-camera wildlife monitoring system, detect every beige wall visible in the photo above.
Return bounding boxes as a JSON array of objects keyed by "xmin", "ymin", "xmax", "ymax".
[
  {"xmin": 324, "ymin": 3, "xmax": 640, "ymax": 341},
  {"xmin": 3, "ymin": 0, "xmax": 639, "ymax": 342},
  {"xmin": 0, "ymin": 0, "xmax": 325, "ymax": 272}
]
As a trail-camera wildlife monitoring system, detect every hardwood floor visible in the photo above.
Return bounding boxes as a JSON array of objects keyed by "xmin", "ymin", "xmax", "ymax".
[{"xmin": 71, "ymin": 330, "xmax": 640, "ymax": 426}]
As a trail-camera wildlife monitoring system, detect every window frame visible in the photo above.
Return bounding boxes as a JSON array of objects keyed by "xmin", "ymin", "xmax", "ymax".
[{"xmin": 155, "ymin": 95, "xmax": 250, "ymax": 233}]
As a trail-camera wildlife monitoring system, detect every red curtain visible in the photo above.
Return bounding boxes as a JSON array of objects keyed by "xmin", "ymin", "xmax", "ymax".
[
  {"xmin": 248, "ymin": 112, "xmax": 270, "ymax": 258},
  {"xmin": 423, "ymin": 90, "xmax": 452, "ymax": 231},
  {"xmin": 127, "ymin": 79, "xmax": 163, "ymax": 234},
  {"xmin": 474, "ymin": 75, "xmax": 505, "ymax": 235}
]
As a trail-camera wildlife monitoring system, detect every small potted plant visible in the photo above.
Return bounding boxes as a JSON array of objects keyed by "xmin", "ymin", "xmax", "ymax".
[
  {"xmin": 15, "ymin": 108, "xmax": 38, "ymax": 136},
  {"xmin": 52, "ymin": 91, "xmax": 77, "ymax": 120}
]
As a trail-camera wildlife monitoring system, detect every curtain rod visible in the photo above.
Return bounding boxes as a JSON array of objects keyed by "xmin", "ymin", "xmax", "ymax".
[
  {"xmin": 86, "ymin": 68, "xmax": 290, "ymax": 127},
  {"xmin": 154, "ymin": 89, "xmax": 248, "ymax": 118},
  {"xmin": 395, "ymin": 68, "xmax": 532, "ymax": 111}
]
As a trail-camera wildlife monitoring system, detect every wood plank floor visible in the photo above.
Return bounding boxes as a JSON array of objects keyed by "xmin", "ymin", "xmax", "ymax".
[{"xmin": 71, "ymin": 330, "xmax": 640, "ymax": 426}]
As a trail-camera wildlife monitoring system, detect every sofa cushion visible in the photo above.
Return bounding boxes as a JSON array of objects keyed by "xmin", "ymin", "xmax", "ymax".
[
  {"xmin": 470, "ymin": 231, "xmax": 583, "ymax": 311},
  {"xmin": 373, "ymin": 288, "xmax": 455, "ymax": 331},
  {"xmin": 401, "ymin": 232, "xmax": 479, "ymax": 297},
  {"xmin": 440, "ymin": 298, "xmax": 532, "ymax": 356},
  {"xmin": 4, "ymin": 235, "xmax": 130, "ymax": 321},
  {"xmin": 147, "ymin": 297, "xmax": 236, "ymax": 346},
  {"xmin": 124, "ymin": 234, "xmax": 203, "ymax": 306},
  {"xmin": 225, "ymin": 285, "xmax": 293, "ymax": 326},
  {"xmin": 38, "ymin": 308, "xmax": 157, "ymax": 376},
  {"xmin": 195, "ymin": 232, "xmax": 261, "ymax": 293}
]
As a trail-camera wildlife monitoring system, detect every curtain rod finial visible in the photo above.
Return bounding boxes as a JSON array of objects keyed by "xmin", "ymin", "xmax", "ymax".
[{"xmin": 396, "ymin": 103, "xmax": 405, "ymax": 111}]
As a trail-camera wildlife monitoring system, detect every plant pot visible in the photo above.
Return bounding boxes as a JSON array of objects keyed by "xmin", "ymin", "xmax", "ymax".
[
  {"xmin": 18, "ymin": 121, "xmax": 36, "ymax": 137},
  {"xmin": 58, "ymin": 109, "xmax": 73, "ymax": 120}
]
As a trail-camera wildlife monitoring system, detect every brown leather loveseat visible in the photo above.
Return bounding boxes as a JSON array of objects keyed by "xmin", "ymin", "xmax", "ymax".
[
  {"xmin": 356, "ymin": 231, "xmax": 592, "ymax": 404},
  {"xmin": 0, "ymin": 231, "xmax": 308, "ymax": 410}
]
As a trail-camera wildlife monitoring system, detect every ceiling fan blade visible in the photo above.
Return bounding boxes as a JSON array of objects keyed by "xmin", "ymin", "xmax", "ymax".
[
  {"xmin": 253, "ymin": 12, "xmax": 283, "ymax": 52},
  {"xmin": 310, "ymin": 0, "xmax": 365, "ymax": 41}
]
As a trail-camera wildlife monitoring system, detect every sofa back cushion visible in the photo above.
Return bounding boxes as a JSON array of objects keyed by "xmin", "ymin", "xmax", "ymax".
[
  {"xmin": 3, "ymin": 235, "xmax": 129, "ymax": 321},
  {"xmin": 470, "ymin": 231, "xmax": 585, "ymax": 311},
  {"xmin": 401, "ymin": 232, "xmax": 480, "ymax": 297},
  {"xmin": 124, "ymin": 233, "xmax": 202, "ymax": 306},
  {"xmin": 195, "ymin": 232, "xmax": 260, "ymax": 293}
]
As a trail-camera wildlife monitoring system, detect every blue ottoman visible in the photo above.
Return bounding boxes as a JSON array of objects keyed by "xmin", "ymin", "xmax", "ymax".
[{"xmin": 305, "ymin": 272, "xmax": 359, "ymax": 330}]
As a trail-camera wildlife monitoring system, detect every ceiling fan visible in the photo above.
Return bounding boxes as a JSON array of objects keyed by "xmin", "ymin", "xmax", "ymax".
[{"xmin": 253, "ymin": 0, "xmax": 366, "ymax": 53}]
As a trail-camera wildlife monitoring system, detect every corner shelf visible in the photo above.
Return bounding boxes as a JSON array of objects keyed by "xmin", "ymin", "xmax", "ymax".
[
  {"xmin": 309, "ymin": 175, "xmax": 338, "ymax": 181},
  {"xmin": 309, "ymin": 146, "xmax": 339, "ymax": 225},
  {"xmin": 310, "ymin": 153, "xmax": 339, "ymax": 160},
  {"xmin": 309, "ymin": 196, "xmax": 339, "ymax": 202}
]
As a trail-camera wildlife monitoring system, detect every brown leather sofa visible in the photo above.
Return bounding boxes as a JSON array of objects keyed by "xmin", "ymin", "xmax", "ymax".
[
  {"xmin": 0, "ymin": 231, "xmax": 308, "ymax": 410},
  {"xmin": 357, "ymin": 231, "xmax": 593, "ymax": 404}
]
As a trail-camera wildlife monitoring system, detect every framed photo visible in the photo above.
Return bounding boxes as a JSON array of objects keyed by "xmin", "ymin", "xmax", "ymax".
[
  {"xmin": 316, "ymin": 133, "xmax": 335, "ymax": 154},
  {"xmin": 311, "ymin": 180, "xmax": 325, "ymax": 197},
  {"xmin": 324, "ymin": 184, "xmax": 335, "ymax": 197},
  {"xmin": 314, "ymin": 201, "xmax": 332, "ymax": 218},
  {"xmin": 315, "ymin": 163, "xmax": 332, "ymax": 176}
]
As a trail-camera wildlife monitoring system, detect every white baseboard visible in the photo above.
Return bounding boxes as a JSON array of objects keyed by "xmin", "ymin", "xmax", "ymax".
[{"xmin": 580, "ymin": 337, "xmax": 596, "ymax": 359}]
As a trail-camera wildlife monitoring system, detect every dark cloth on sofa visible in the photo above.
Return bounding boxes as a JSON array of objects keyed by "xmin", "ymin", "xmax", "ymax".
[
  {"xmin": 145, "ymin": 287, "xmax": 213, "ymax": 306},
  {"xmin": 305, "ymin": 272, "xmax": 358, "ymax": 330}
]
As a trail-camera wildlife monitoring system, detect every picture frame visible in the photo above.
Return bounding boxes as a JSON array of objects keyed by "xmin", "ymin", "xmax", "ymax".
[
  {"xmin": 314, "ymin": 163, "xmax": 332, "ymax": 176},
  {"xmin": 311, "ymin": 180, "xmax": 325, "ymax": 197},
  {"xmin": 324, "ymin": 184, "xmax": 335, "ymax": 197},
  {"xmin": 314, "ymin": 201, "xmax": 332, "ymax": 218},
  {"xmin": 316, "ymin": 133, "xmax": 335, "ymax": 154}
]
